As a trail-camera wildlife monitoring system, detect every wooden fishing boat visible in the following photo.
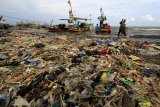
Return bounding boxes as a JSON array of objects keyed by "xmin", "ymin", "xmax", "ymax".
[{"xmin": 98, "ymin": 7, "xmax": 112, "ymax": 34}]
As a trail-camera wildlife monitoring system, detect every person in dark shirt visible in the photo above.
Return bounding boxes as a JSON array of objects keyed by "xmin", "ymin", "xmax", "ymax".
[
  {"xmin": 95, "ymin": 24, "xmax": 100, "ymax": 34},
  {"xmin": 118, "ymin": 19, "xmax": 127, "ymax": 37}
]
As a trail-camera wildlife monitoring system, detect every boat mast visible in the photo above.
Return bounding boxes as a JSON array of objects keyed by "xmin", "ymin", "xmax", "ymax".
[
  {"xmin": 99, "ymin": 6, "xmax": 106, "ymax": 27},
  {"xmin": 100, "ymin": 6, "xmax": 104, "ymax": 18},
  {"xmin": 68, "ymin": 0, "xmax": 74, "ymax": 23}
]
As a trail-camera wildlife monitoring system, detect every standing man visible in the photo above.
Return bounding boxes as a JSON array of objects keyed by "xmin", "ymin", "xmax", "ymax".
[
  {"xmin": 95, "ymin": 24, "xmax": 100, "ymax": 34},
  {"xmin": 118, "ymin": 19, "xmax": 127, "ymax": 37}
]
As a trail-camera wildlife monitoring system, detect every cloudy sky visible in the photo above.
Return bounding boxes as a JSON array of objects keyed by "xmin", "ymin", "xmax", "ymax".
[{"xmin": 0, "ymin": 0, "xmax": 160, "ymax": 26}]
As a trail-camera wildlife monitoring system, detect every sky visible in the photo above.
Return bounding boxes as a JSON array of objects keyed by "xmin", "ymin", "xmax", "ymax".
[{"xmin": 0, "ymin": 0, "xmax": 160, "ymax": 26}]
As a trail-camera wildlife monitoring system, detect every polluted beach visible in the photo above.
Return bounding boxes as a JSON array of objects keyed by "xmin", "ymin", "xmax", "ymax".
[{"xmin": 0, "ymin": 0, "xmax": 160, "ymax": 107}]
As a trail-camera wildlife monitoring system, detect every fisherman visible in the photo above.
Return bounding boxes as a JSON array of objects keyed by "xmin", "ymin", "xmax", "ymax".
[
  {"xmin": 95, "ymin": 24, "xmax": 100, "ymax": 34},
  {"xmin": 118, "ymin": 19, "xmax": 127, "ymax": 37}
]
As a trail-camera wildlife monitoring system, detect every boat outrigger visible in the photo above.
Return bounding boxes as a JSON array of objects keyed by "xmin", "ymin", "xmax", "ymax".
[
  {"xmin": 98, "ymin": 7, "xmax": 111, "ymax": 34},
  {"xmin": 49, "ymin": 0, "xmax": 92, "ymax": 32}
]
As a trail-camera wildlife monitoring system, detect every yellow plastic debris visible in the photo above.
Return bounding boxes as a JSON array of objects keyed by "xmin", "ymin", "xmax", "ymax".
[
  {"xmin": 101, "ymin": 73, "xmax": 107, "ymax": 79},
  {"xmin": 139, "ymin": 101, "xmax": 151, "ymax": 107},
  {"xmin": 152, "ymin": 45, "xmax": 160, "ymax": 50},
  {"xmin": 119, "ymin": 38, "xmax": 127, "ymax": 42},
  {"xmin": 109, "ymin": 42, "xmax": 117, "ymax": 46},
  {"xmin": 129, "ymin": 55, "xmax": 141, "ymax": 61}
]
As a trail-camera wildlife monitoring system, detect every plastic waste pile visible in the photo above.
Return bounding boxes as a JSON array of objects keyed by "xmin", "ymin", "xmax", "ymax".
[{"xmin": 0, "ymin": 32, "xmax": 160, "ymax": 107}]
